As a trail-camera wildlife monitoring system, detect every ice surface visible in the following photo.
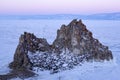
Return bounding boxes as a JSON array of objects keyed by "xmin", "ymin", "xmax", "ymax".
[{"xmin": 0, "ymin": 20, "xmax": 120, "ymax": 80}]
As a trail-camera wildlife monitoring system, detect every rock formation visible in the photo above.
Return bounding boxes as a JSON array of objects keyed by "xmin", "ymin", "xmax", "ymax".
[
  {"xmin": 9, "ymin": 32, "xmax": 51, "ymax": 70},
  {"xmin": 9, "ymin": 19, "xmax": 113, "ymax": 74},
  {"xmin": 53, "ymin": 19, "xmax": 113, "ymax": 60}
]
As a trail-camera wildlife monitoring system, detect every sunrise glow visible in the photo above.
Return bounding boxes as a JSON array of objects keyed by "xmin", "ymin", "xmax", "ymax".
[{"xmin": 0, "ymin": 0, "xmax": 120, "ymax": 15}]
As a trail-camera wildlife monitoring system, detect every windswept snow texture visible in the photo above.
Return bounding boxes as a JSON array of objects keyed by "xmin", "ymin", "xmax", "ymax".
[{"xmin": 0, "ymin": 20, "xmax": 120, "ymax": 80}]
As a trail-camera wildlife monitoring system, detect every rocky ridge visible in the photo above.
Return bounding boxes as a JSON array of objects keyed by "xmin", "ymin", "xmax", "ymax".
[{"xmin": 9, "ymin": 19, "xmax": 113, "ymax": 74}]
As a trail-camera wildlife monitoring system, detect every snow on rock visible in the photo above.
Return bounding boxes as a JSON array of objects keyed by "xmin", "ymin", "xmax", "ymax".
[
  {"xmin": 8, "ymin": 19, "xmax": 113, "ymax": 79},
  {"xmin": 9, "ymin": 32, "xmax": 51, "ymax": 70}
]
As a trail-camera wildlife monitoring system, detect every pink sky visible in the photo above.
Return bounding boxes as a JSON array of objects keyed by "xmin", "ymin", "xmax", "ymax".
[{"xmin": 0, "ymin": 0, "xmax": 120, "ymax": 15}]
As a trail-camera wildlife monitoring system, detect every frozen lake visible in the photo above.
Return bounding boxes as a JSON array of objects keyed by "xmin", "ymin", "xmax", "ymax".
[{"xmin": 0, "ymin": 20, "xmax": 120, "ymax": 80}]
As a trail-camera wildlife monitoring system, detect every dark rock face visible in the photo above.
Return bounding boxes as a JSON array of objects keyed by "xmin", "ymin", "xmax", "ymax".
[
  {"xmin": 9, "ymin": 19, "xmax": 113, "ymax": 74},
  {"xmin": 9, "ymin": 32, "xmax": 51, "ymax": 70},
  {"xmin": 0, "ymin": 69, "xmax": 35, "ymax": 80}
]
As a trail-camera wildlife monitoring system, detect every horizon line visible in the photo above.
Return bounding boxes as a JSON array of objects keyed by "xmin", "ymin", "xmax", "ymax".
[{"xmin": 0, "ymin": 12, "xmax": 120, "ymax": 16}]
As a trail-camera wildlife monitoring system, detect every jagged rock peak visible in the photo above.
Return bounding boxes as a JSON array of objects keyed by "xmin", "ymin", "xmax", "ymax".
[
  {"xmin": 53, "ymin": 19, "xmax": 91, "ymax": 53},
  {"xmin": 53, "ymin": 19, "xmax": 113, "ymax": 60},
  {"xmin": 68, "ymin": 19, "xmax": 84, "ymax": 26}
]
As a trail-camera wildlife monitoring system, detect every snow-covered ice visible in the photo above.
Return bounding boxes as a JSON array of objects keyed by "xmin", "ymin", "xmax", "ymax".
[{"xmin": 0, "ymin": 20, "xmax": 120, "ymax": 80}]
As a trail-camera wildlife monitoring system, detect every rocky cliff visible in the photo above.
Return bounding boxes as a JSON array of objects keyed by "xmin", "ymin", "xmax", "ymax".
[
  {"xmin": 53, "ymin": 19, "xmax": 113, "ymax": 60},
  {"xmin": 9, "ymin": 19, "xmax": 113, "ymax": 73}
]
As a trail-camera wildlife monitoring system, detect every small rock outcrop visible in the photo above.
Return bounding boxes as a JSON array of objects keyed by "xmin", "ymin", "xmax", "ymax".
[
  {"xmin": 9, "ymin": 19, "xmax": 113, "ymax": 74},
  {"xmin": 9, "ymin": 32, "xmax": 51, "ymax": 70}
]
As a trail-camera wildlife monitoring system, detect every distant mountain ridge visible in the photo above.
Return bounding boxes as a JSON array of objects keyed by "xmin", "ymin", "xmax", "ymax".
[
  {"xmin": 0, "ymin": 12, "xmax": 120, "ymax": 20},
  {"xmin": 86, "ymin": 12, "xmax": 120, "ymax": 20}
]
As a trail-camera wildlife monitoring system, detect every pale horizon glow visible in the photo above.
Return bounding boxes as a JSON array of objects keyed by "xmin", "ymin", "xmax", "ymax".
[{"xmin": 0, "ymin": 0, "xmax": 120, "ymax": 15}]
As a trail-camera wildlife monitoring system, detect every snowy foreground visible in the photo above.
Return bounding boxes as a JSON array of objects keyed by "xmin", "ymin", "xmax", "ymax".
[{"xmin": 0, "ymin": 20, "xmax": 120, "ymax": 80}]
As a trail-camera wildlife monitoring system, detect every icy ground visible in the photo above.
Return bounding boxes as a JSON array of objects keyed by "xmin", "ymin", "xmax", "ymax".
[{"xmin": 0, "ymin": 20, "xmax": 120, "ymax": 80}]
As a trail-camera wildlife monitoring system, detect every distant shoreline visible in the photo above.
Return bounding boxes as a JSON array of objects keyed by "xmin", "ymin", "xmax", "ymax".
[{"xmin": 0, "ymin": 12, "xmax": 120, "ymax": 20}]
